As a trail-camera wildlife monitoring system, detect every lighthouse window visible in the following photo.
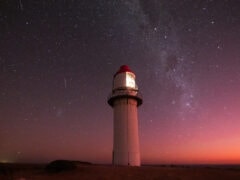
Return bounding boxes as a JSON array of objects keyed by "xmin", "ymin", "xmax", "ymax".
[{"xmin": 126, "ymin": 73, "xmax": 135, "ymax": 88}]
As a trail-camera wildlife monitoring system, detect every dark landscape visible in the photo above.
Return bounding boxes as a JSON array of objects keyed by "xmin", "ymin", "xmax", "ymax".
[{"xmin": 1, "ymin": 162, "xmax": 240, "ymax": 180}]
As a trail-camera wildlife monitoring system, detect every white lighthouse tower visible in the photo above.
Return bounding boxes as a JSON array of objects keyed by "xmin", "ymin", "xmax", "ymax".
[{"xmin": 108, "ymin": 65, "xmax": 142, "ymax": 166}]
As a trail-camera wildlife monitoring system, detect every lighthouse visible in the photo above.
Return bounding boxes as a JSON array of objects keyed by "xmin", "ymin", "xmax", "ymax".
[{"xmin": 108, "ymin": 65, "xmax": 142, "ymax": 166}]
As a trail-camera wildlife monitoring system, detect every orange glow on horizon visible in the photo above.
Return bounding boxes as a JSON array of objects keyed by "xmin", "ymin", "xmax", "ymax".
[{"xmin": 141, "ymin": 130, "xmax": 240, "ymax": 164}]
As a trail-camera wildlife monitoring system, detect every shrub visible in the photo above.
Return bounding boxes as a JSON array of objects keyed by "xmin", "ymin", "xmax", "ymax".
[{"xmin": 45, "ymin": 160, "xmax": 77, "ymax": 173}]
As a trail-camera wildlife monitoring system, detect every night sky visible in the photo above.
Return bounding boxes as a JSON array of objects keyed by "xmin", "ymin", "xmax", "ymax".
[{"xmin": 1, "ymin": 0, "xmax": 240, "ymax": 164}]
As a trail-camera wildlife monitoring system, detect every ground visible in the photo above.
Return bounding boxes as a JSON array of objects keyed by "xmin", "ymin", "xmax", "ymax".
[{"xmin": 1, "ymin": 163, "xmax": 240, "ymax": 180}]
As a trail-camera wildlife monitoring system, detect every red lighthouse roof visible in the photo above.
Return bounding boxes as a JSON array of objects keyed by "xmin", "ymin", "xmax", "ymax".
[{"xmin": 114, "ymin": 65, "xmax": 133, "ymax": 77}]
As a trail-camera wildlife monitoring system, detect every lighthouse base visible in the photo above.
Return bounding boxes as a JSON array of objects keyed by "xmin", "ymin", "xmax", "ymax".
[{"xmin": 112, "ymin": 151, "xmax": 140, "ymax": 166}]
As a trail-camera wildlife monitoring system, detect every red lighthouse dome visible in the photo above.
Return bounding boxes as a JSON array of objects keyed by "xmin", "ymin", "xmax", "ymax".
[{"xmin": 114, "ymin": 65, "xmax": 133, "ymax": 77}]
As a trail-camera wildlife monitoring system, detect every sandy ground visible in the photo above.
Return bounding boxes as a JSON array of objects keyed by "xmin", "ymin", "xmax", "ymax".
[{"xmin": 1, "ymin": 163, "xmax": 240, "ymax": 180}]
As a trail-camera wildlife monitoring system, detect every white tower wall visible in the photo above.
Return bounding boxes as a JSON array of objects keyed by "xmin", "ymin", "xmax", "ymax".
[{"xmin": 113, "ymin": 98, "xmax": 140, "ymax": 166}]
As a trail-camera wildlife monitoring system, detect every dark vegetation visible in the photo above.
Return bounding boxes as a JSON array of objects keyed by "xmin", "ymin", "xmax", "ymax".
[{"xmin": 45, "ymin": 160, "xmax": 91, "ymax": 173}]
